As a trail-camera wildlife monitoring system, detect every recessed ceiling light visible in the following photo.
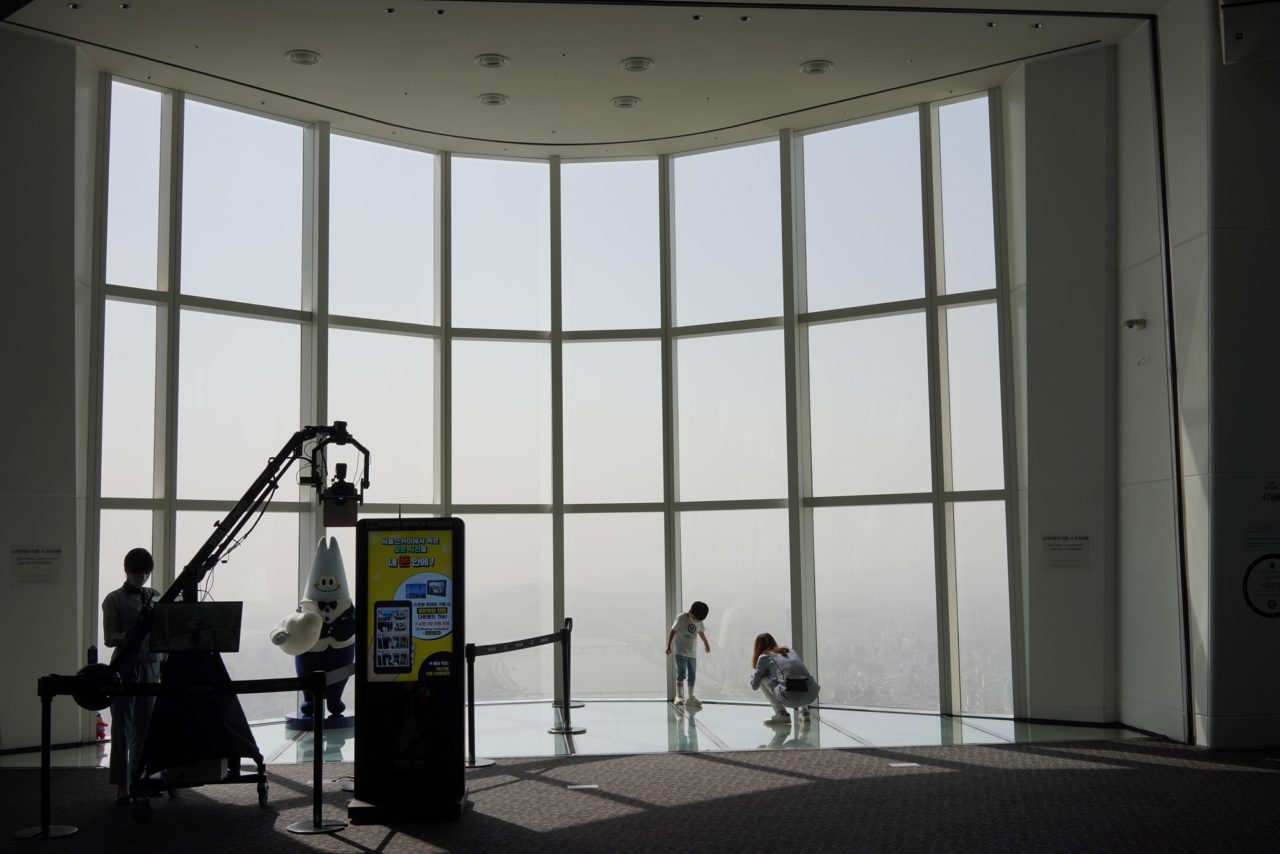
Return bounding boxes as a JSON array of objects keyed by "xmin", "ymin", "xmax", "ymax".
[
  {"xmin": 385, "ymin": 7, "xmax": 396, "ymax": 13},
  {"xmin": 691, "ymin": 14, "xmax": 701, "ymax": 21},
  {"xmin": 478, "ymin": 93, "xmax": 509, "ymax": 106},
  {"xmin": 611, "ymin": 95, "xmax": 641, "ymax": 109},
  {"xmin": 800, "ymin": 59, "xmax": 834, "ymax": 75},
  {"xmin": 66, "ymin": 2, "xmax": 79, "ymax": 8},
  {"xmin": 286, "ymin": 49, "xmax": 322, "ymax": 65},
  {"xmin": 740, "ymin": 15, "xmax": 751, "ymax": 22},
  {"xmin": 621, "ymin": 56, "xmax": 654, "ymax": 72},
  {"xmin": 986, "ymin": 21, "xmax": 997, "ymax": 28},
  {"xmin": 475, "ymin": 53, "xmax": 509, "ymax": 68},
  {"xmin": 1032, "ymin": 22, "xmax": 1044, "ymax": 28}
]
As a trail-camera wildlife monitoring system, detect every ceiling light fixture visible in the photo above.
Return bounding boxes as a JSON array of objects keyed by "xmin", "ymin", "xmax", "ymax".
[
  {"xmin": 286, "ymin": 49, "xmax": 322, "ymax": 65},
  {"xmin": 611, "ymin": 95, "xmax": 642, "ymax": 109},
  {"xmin": 478, "ymin": 93, "xmax": 509, "ymax": 106},
  {"xmin": 740, "ymin": 15, "xmax": 751, "ymax": 22},
  {"xmin": 800, "ymin": 59, "xmax": 834, "ymax": 75},
  {"xmin": 986, "ymin": 21, "xmax": 998, "ymax": 28},
  {"xmin": 66, "ymin": 2, "xmax": 79, "ymax": 8},
  {"xmin": 475, "ymin": 53, "xmax": 509, "ymax": 68},
  {"xmin": 621, "ymin": 56, "xmax": 654, "ymax": 72},
  {"xmin": 1032, "ymin": 22, "xmax": 1044, "ymax": 28}
]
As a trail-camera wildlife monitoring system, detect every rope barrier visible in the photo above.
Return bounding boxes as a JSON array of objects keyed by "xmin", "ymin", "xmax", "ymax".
[{"xmin": 464, "ymin": 617, "xmax": 583, "ymax": 769}]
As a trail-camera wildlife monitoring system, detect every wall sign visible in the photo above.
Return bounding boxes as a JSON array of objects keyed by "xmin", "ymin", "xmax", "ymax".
[
  {"xmin": 1041, "ymin": 533, "xmax": 1090, "ymax": 571},
  {"xmin": 10, "ymin": 545, "xmax": 62, "ymax": 584},
  {"xmin": 1243, "ymin": 554, "xmax": 1280, "ymax": 618}
]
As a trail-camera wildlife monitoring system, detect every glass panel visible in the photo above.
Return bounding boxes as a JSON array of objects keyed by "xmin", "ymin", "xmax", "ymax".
[
  {"xmin": 563, "ymin": 340, "xmax": 662, "ymax": 504},
  {"xmin": 177, "ymin": 311, "xmax": 300, "ymax": 500},
  {"xmin": 181, "ymin": 99, "xmax": 303, "ymax": 308},
  {"xmin": 562, "ymin": 159, "xmax": 660, "ymax": 330},
  {"xmin": 97, "ymin": 510, "xmax": 153, "ymax": 658},
  {"xmin": 813, "ymin": 505, "xmax": 938, "ymax": 710},
  {"xmin": 464, "ymin": 514, "xmax": 554, "ymax": 701},
  {"xmin": 953, "ymin": 501, "xmax": 1013, "ymax": 714},
  {"xmin": 803, "ymin": 111, "xmax": 925, "ymax": 310},
  {"xmin": 673, "ymin": 140, "xmax": 782, "ymax": 325},
  {"xmin": 105, "ymin": 81, "xmax": 161, "ymax": 290},
  {"xmin": 451, "ymin": 340, "xmax": 550, "ymax": 504},
  {"xmin": 101, "ymin": 301, "xmax": 156, "ymax": 498},
  {"xmin": 329, "ymin": 134, "xmax": 436, "ymax": 324},
  {"xmin": 808, "ymin": 314, "xmax": 932, "ymax": 496},
  {"xmin": 945, "ymin": 303, "xmax": 1005, "ymax": 491},
  {"xmin": 328, "ymin": 328, "xmax": 434, "ymax": 505},
  {"xmin": 938, "ymin": 96, "xmax": 997, "ymax": 295},
  {"xmin": 176, "ymin": 511, "xmax": 301, "ymax": 722},
  {"xmin": 451, "ymin": 157, "xmax": 549, "ymax": 330},
  {"xmin": 678, "ymin": 509, "xmax": 791, "ymax": 702},
  {"xmin": 564, "ymin": 513, "xmax": 666, "ymax": 698},
  {"xmin": 676, "ymin": 330, "xmax": 787, "ymax": 502}
]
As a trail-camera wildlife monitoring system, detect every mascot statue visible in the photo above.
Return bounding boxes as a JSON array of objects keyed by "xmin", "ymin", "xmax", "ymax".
[{"xmin": 271, "ymin": 537, "xmax": 355, "ymax": 727}]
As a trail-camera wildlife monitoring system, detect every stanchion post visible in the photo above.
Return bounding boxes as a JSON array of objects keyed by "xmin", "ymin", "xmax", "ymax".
[
  {"xmin": 548, "ymin": 619, "xmax": 584, "ymax": 736},
  {"xmin": 13, "ymin": 677, "xmax": 77, "ymax": 840},
  {"xmin": 286, "ymin": 671, "xmax": 347, "ymax": 835},
  {"xmin": 464, "ymin": 644, "xmax": 495, "ymax": 768}
]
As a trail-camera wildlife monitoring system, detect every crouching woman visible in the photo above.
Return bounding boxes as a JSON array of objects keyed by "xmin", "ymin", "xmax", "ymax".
[{"xmin": 749, "ymin": 632, "xmax": 820, "ymax": 726}]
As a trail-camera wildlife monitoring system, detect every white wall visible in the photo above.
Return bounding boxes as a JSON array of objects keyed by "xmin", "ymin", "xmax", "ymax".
[
  {"xmin": 1007, "ymin": 46, "xmax": 1119, "ymax": 723},
  {"xmin": 1195, "ymin": 0, "xmax": 1280, "ymax": 747},
  {"xmin": 0, "ymin": 28, "xmax": 99, "ymax": 748},
  {"xmin": 1114, "ymin": 22, "xmax": 1188, "ymax": 742}
]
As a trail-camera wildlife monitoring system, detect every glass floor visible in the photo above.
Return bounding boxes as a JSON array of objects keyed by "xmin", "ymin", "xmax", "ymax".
[{"xmin": 0, "ymin": 700, "xmax": 1151, "ymax": 769}]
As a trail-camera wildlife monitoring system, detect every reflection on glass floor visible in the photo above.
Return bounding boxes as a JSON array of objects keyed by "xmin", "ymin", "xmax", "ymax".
[{"xmin": 0, "ymin": 701, "xmax": 1151, "ymax": 769}]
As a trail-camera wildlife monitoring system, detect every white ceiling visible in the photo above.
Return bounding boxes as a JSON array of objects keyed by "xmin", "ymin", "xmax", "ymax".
[{"xmin": 5, "ymin": 0, "xmax": 1161, "ymax": 156}]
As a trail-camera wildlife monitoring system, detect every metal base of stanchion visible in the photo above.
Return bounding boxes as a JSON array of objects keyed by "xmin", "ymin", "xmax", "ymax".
[
  {"xmin": 465, "ymin": 757, "xmax": 497, "ymax": 768},
  {"xmin": 548, "ymin": 726, "xmax": 586, "ymax": 735},
  {"xmin": 286, "ymin": 818, "xmax": 347, "ymax": 835},
  {"xmin": 14, "ymin": 825, "xmax": 77, "ymax": 839},
  {"xmin": 551, "ymin": 701, "xmax": 585, "ymax": 709}
]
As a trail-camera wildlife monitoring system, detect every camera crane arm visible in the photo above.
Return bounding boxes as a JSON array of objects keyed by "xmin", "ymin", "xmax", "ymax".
[{"xmin": 160, "ymin": 421, "xmax": 370, "ymax": 606}]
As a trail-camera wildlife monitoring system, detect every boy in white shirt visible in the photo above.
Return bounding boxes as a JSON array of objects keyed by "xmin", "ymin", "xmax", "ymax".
[{"xmin": 665, "ymin": 601, "xmax": 710, "ymax": 707}]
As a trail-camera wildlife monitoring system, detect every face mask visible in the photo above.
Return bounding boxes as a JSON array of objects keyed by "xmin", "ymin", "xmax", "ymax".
[{"xmin": 126, "ymin": 572, "xmax": 149, "ymax": 589}]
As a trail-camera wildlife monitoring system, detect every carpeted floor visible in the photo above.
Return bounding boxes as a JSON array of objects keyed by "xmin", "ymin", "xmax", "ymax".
[{"xmin": 5, "ymin": 739, "xmax": 1280, "ymax": 852}]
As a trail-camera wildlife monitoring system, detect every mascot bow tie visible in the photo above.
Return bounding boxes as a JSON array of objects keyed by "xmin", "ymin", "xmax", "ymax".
[{"xmin": 316, "ymin": 600, "xmax": 339, "ymax": 613}]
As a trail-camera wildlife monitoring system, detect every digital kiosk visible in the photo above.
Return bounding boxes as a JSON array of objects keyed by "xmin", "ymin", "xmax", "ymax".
[{"xmin": 348, "ymin": 517, "xmax": 466, "ymax": 821}]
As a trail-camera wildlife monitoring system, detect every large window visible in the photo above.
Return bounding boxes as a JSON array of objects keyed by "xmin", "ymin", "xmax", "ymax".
[{"xmin": 95, "ymin": 81, "xmax": 1014, "ymax": 719}]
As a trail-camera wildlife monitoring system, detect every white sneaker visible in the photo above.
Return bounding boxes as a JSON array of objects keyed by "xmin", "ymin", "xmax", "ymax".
[
  {"xmin": 764, "ymin": 712, "xmax": 791, "ymax": 726},
  {"xmin": 673, "ymin": 696, "xmax": 686, "ymax": 707},
  {"xmin": 684, "ymin": 695, "xmax": 703, "ymax": 708},
  {"xmin": 799, "ymin": 706, "xmax": 811, "ymax": 719}
]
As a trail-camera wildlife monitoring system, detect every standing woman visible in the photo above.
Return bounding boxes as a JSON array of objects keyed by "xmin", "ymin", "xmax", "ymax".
[
  {"xmin": 749, "ymin": 632, "xmax": 820, "ymax": 726},
  {"xmin": 102, "ymin": 547, "xmax": 163, "ymax": 803}
]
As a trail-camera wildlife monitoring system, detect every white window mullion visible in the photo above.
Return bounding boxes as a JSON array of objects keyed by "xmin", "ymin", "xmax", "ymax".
[
  {"xmin": 779, "ymin": 129, "xmax": 818, "ymax": 674},
  {"xmin": 155, "ymin": 89, "xmax": 184, "ymax": 592},
  {"xmin": 987, "ymin": 87, "xmax": 1028, "ymax": 718},
  {"xmin": 659, "ymin": 152, "xmax": 681, "ymax": 703},
  {"xmin": 437, "ymin": 153, "xmax": 452, "ymax": 513},
  {"xmin": 299, "ymin": 120, "xmax": 329, "ymax": 579},
  {"xmin": 921, "ymin": 102, "xmax": 962, "ymax": 716}
]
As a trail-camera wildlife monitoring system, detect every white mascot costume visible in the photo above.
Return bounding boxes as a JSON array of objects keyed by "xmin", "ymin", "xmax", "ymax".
[{"xmin": 270, "ymin": 537, "xmax": 356, "ymax": 721}]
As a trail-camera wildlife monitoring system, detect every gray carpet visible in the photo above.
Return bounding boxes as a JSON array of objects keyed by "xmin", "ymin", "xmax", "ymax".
[{"xmin": 5, "ymin": 739, "xmax": 1280, "ymax": 852}]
